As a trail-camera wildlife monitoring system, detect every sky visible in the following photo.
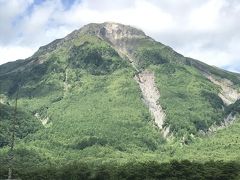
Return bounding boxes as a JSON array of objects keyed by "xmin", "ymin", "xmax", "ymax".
[{"xmin": 0, "ymin": 0, "xmax": 239, "ymax": 72}]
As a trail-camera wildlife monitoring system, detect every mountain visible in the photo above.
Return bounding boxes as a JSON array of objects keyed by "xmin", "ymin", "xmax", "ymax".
[{"xmin": 0, "ymin": 22, "xmax": 240, "ymax": 179}]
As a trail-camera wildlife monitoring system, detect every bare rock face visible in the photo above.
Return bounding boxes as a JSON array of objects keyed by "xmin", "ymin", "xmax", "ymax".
[
  {"xmin": 98, "ymin": 22, "xmax": 146, "ymax": 41},
  {"xmin": 97, "ymin": 22, "xmax": 147, "ymax": 54},
  {"xmin": 206, "ymin": 75, "xmax": 240, "ymax": 105},
  {"xmin": 134, "ymin": 70, "xmax": 168, "ymax": 137}
]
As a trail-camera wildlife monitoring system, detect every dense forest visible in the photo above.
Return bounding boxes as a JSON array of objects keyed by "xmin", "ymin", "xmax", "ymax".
[{"xmin": 1, "ymin": 160, "xmax": 240, "ymax": 179}]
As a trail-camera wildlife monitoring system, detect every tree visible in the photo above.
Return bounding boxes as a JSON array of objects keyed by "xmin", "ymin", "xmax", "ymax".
[{"xmin": 8, "ymin": 87, "xmax": 18, "ymax": 179}]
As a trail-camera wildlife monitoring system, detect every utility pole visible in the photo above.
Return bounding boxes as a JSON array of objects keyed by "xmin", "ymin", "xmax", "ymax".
[{"xmin": 8, "ymin": 88, "xmax": 19, "ymax": 180}]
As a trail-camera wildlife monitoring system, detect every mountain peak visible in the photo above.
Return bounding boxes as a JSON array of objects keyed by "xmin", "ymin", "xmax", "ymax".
[
  {"xmin": 35, "ymin": 22, "xmax": 147, "ymax": 57},
  {"xmin": 79, "ymin": 22, "xmax": 146, "ymax": 40}
]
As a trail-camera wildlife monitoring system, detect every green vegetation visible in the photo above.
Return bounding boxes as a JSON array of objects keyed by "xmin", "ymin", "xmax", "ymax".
[
  {"xmin": 16, "ymin": 68, "xmax": 163, "ymax": 152},
  {"xmin": 225, "ymin": 100, "xmax": 240, "ymax": 115},
  {"xmin": 128, "ymin": 38, "xmax": 229, "ymax": 137},
  {"xmin": 150, "ymin": 64, "xmax": 225, "ymax": 137},
  {"xmin": 0, "ymin": 103, "xmax": 42, "ymax": 147},
  {"xmin": 68, "ymin": 41, "xmax": 127, "ymax": 75},
  {"xmin": 1, "ymin": 160, "xmax": 240, "ymax": 180}
]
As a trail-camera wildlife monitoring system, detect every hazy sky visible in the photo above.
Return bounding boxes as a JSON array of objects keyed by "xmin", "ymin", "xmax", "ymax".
[{"xmin": 0, "ymin": 0, "xmax": 239, "ymax": 72}]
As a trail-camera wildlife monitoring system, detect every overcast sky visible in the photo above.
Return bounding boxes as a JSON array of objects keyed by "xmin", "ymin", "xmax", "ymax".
[{"xmin": 0, "ymin": 0, "xmax": 239, "ymax": 72}]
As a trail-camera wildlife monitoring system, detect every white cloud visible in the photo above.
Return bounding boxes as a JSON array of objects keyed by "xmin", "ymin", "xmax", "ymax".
[
  {"xmin": 0, "ymin": 46, "xmax": 36, "ymax": 62},
  {"xmin": 0, "ymin": 0, "xmax": 33, "ymax": 44},
  {"xmin": 0, "ymin": 0, "xmax": 239, "ymax": 72},
  {"xmin": 188, "ymin": 0, "xmax": 224, "ymax": 31}
]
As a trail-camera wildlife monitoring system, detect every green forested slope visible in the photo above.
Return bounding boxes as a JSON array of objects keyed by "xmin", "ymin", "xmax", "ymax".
[{"xmin": 0, "ymin": 103, "xmax": 42, "ymax": 148}]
